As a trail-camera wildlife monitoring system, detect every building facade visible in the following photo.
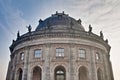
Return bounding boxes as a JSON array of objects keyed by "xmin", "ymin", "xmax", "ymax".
[{"xmin": 6, "ymin": 12, "xmax": 114, "ymax": 80}]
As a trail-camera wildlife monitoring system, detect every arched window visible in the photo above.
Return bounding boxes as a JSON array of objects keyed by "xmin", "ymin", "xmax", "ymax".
[
  {"xmin": 55, "ymin": 66, "xmax": 66, "ymax": 80},
  {"xmin": 17, "ymin": 68, "xmax": 23, "ymax": 80},
  {"xmin": 33, "ymin": 66, "xmax": 42, "ymax": 80},
  {"xmin": 79, "ymin": 66, "xmax": 89, "ymax": 80},
  {"xmin": 97, "ymin": 68, "xmax": 103, "ymax": 80}
]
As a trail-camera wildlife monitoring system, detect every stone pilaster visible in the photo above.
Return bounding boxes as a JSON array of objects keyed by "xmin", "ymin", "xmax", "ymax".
[
  {"xmin": 103, "ymin": 53, "xmax": 111, "ymax": 80},
  {"xmin": 69, "ymin": 44, "xmax": 75, "ymax": 80},
  {"xmin": 90, "ymin": 47, "xmax": 97, "ymax": 80},
  {"xmin": 43, "ymin": 44, "xmax": 50, "ymax": 80},
  {"xmin": 13, "ymin": 54, "xmax": 17, "ymax": 80},
  {"xmin": 22, "ymin": 47, "xmax": 30, "ymax": 80}
]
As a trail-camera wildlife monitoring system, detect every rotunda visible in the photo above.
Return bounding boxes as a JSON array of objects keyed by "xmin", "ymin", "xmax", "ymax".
[{"xmin": 6, "ymin": 12, "xmax": 114, "ymax": 80}]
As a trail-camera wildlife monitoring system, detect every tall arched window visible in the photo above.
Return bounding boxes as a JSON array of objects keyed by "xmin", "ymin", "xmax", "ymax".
[
  {"xmin": 79, "ymin": 66, "xmax": 89, "ymax": 80},
  {"xmin": 97, "ymin": 68, "xmax": 103, "ymax": 80},
  {"xmin": 55, "ymin": 66, "xmax": 66, "ymax": 80},
  {"xmin": 17, "ymin": 68, "xmax": 23, "ymax": 80},
  {"xmin": 33, "ymin": 66, "xmax": 42, "ymax": 80}
]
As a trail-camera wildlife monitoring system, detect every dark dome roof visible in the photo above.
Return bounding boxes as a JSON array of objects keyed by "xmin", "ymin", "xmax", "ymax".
[{"xmin": 35, "ymin": 12, "xmax": 85, "ymax": 31}]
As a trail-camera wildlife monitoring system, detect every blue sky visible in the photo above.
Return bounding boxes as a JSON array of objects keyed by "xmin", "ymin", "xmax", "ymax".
[{"xmin": 0, "ymin": 0, "xmax": 120, "ymax": 80}]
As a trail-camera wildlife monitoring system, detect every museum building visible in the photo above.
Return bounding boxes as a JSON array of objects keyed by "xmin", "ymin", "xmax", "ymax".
[{"xmin": 6, "ymin": 12, "xmax": 114, "ymax": 80}]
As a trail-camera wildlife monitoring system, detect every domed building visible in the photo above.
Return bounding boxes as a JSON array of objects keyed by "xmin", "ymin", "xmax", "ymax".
[{"xmin": 6, "ymin": 12, "xmax": 114, "ymax": 80}]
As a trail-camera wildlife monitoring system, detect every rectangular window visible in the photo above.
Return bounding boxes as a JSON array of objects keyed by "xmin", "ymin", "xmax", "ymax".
[
  {"xmin": 56, "ymin": 48, "xmax": 64, "ymax": 57},
  {"xmin": 78, "ymin": 49, "xmax": 86, "ymax": 59},
  {"xmin": 34, "ymin": 49, "xmax": 42, "ymax": 58},
  {"xmin": 20, "ymin": 52, "xmax": 24, "ymax": 60},
  {"xmin": 96, "ymin": 52, "xmax": 100, "ymax": 60}
]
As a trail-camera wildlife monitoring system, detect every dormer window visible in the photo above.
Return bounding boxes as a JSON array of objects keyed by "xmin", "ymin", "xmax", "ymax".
[
  {"xmin": 78, "ymin": 49, "xmax": 86, "ymax": 59},
  {"xmin": 56, "ymin": 48, "xmax": 64, "ymax": 57},
  {"xmin": 34, "ymin": 49, "xmax": 42, "ymax": 58}
]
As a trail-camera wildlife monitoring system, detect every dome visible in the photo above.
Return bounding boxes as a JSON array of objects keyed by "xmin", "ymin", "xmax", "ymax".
[{"xmin": 36, "ymin": 11, "xmax": 85, "ymax": 31}]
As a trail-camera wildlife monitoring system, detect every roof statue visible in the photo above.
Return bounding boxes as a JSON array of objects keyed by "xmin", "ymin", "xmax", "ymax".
[
  {"xmin": 77, "ymin": 19, "xmax": 82, "ymax": 24},
  {"xmin": 27, "ymin": 25, "xmax": 32, "ymax": 33},
  {"xmin": 56, "ymin": 11, "xmax": 58, "ymax": 14},
  {"xmin": 105, "ymin": 39, "xmax": 108, "ymax": 43},
  {"xmin": 12, "ymin": 40, "xmax": 15, "ymax": 43},
  {"xmin": 39, "ymin": 19, "xmax": 43, "ymax": 23},
  {"xmin": 88, "ymin": 24, "xmax": 92, "ymax": 33},
  {"xmin": 17, "ymin": 31, "xmax": 20, "ymax": 39},
  {"xmin": 62, "ymin": 11, "xmax": 65, "ymax": 14},
  {"xmin": 100, "ymin": 31, "xmax": 104, "ymax": 39}
]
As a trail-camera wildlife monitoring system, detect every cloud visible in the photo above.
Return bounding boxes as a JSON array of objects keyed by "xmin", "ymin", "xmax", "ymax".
[
  {"xmin": 0, "ymin": 0, "xmax": 120, "ymax": 80},
  {"xmin": 0, "ymin": 0, "xmax": 28, "ymax": 36}
]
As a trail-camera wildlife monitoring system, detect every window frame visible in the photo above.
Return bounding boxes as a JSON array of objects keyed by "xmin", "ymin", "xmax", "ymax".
[
  {"xmin": 34, "ymin": 49, "xmax": 42, "ymax": 58},
  {"xmin": 20, "ymin": 52, "xmax": 24, "ymax": 60},
  {"xmin": 56, "ymin": 48, "xmax": 64, "ymax": 57},
  {"xmin": 96, "ymin": 52, "xmax": 100, "ymax": 60},
  {"xmin": 78, "ymin": 49, "xmax": 86, "ymax": 59}
]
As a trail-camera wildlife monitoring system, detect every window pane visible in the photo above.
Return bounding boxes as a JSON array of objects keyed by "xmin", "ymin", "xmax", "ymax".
[
  {"xmin": 96, "ymin": 52, "xmax": 100, "ymax": 60},
  {"xmin": 56, "ymin": 48, "xmax": 64, "ymax": 57},
  {"xmin": 35, "ymin": 50, "xmax": 42, "ymax": 58},
  {"xmin": 79, "ymin": 49, "xmax": 86, "ymax": 58},
  {"xmin": 20, "ymin": 52, "xmax": 24, "ymax": 60}
]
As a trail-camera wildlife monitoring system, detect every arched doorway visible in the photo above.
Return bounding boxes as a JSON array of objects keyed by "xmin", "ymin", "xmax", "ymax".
[
  {"xmin": 33, "ymin": 66, "xmax": 42, "ymax": 80},
  {"xmin": 79, "ymin": 66, "xmax": 89, "ymax": 80},
  {"xmin": 17, "ymin": 68, "xmax": 23, "ymax": 80},
  {"xmin": 55, "ymin": 66, "xmax": 66, "ymax": 80},
  {"xmin": 97, "ymin": 68, "xmax": 103, "ymax": 80}
]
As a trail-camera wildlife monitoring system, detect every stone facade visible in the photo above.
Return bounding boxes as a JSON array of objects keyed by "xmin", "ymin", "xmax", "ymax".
[{"xmin": 6, "ymin": 12, "xmax": 114, "ymax": 80}]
